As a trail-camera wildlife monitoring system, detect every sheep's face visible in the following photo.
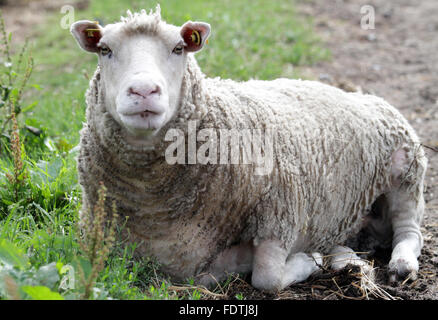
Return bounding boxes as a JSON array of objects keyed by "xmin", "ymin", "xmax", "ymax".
[{"xmin": 71, "ymin": 14, "xmax": 210, "ymax": 138}]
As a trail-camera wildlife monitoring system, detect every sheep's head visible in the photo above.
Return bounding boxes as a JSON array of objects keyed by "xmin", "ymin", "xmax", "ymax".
[{"xmin": 71, "ymin": 7, "xmax": 210, "ymax": 137}]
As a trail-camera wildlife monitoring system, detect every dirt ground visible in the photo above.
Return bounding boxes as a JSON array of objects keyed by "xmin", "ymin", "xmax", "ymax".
[
  {"xmin": 1, "ymin": 0, "xmax": 90, "ymax": 47},
  {"xmin": 1, "ymin": 0, "xmax": 437, "ymax": 300}
]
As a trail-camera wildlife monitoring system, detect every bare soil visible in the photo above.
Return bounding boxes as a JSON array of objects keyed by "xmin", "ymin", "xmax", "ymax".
[
  {"xmin": 0, "ymin": 0, "xmax": 88, "ymax": 45},
  {"xmin": 1, "ymin": 0, "xmax": 437, "ymax": 300}
]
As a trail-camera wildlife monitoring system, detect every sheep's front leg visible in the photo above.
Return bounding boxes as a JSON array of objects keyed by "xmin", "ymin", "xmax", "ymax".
[
  {"xmin": 251, "ymin": 240, "xmax": 322, "ymax": 291},
  {"xmin": 329, "ymin": 245, "xmax": 372, "ymax": 272}
]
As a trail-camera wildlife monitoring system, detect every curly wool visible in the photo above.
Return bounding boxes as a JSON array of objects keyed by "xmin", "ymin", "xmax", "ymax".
[{"xmin": 78, "ymin": 52, "xmax": 427, "ymax": 281}]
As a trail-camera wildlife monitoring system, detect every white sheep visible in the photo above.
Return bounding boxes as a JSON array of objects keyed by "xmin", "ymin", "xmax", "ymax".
[{"xmin": 70, "ymin": 6, "xmax": 427, "ymax": 291}]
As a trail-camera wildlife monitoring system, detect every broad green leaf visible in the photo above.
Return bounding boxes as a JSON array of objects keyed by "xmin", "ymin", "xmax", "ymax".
[
  {"xmin": 32, "ymin": 156, "xmax": 64, "ymax": 183},
  {"xmin": 0, "ymin": 239, "xmax": 29, "ymax": 270},
  {"xmin": 21, "ymin": 285, "xmax": 64, "ymax": 300},
  {"xmin": 35, "ymin": 263, "xmax": 60, "ymax": 289},
  {"xmin": 56, "ymin": 261, "xmax": 64, "ymax": 274}
]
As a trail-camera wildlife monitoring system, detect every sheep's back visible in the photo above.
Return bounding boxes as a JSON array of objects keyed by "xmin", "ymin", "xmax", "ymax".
[{"xmin": 205, "ymin": 78, "xmax": 422, "ymax": 253}]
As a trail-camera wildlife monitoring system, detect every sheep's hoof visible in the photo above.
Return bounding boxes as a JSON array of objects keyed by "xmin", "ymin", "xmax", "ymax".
[{"xmin": 388, "ymin": 255, "xmax": 419, "ymax": 284}]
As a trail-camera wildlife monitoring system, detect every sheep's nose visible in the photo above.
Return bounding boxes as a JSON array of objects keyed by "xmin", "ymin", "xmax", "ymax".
[{"xmin": 128, "ymin": 84, "xmax": 161, "ymax": 98}]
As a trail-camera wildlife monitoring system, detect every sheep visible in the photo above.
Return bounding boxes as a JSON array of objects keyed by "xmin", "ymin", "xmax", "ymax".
[{"xmin": 70, "ymin": 6, "xmax": 427, "ymax": 291}]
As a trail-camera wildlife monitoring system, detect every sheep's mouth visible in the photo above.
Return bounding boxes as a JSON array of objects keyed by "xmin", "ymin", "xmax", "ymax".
[
  {"xmin": 123, "ymin": 110, "xmax": 160, "ymax": 118},
  {"xmin": 138, "ymin": 110, "xmax": 158, "ymax": 118},
  {"xmin": 118, "ymin": 106, "xmax": 166, "ymax": 131}
]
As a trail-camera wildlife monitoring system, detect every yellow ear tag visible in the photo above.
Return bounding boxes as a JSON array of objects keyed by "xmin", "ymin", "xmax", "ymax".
[
  {"xmin": 85, "ymin": 22, "xmax": 100, "ymax": 37},
  {"xmin": 191, "ymin": 30, "xmax": 201, "ymax": 45},
  {"xmin": 85, "ymin": 28, "xmax": 100, "ymax": 37}
]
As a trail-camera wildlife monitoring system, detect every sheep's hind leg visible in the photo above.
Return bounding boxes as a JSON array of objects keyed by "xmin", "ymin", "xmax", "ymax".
[
  {"xmin": 251, "ymin": 240, "xmax": 322, "ymax": 291},
  {"xmin": 386, "ymin": 188, "xmax": 424, "ymax": 282},
  {"xmin": 386, "ymin": 147, "xmax": 426, "ymax": 283}
]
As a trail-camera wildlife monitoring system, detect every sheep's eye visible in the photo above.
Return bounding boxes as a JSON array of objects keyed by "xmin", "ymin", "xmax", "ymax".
[
  {"xmin": 100, "ymin": 46, "xmax": 112, "ymax": 57},
  {"xmin": 172, "ymin": 44, "xmax": 184, "ymax": 55}
]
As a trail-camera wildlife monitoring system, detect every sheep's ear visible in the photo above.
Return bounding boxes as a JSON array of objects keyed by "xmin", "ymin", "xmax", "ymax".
[
  {"xmin": 70, "ymin": 20, "xmax": 103, "ymax": 53},
  {"xmin": 180, "ymin": 21, "xmax": 211, "ymax": 52}
]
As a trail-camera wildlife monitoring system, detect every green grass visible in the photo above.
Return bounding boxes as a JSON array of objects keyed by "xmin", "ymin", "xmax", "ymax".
[{"xmin": 0, "ymin": 0, "xmax": 329, "ymax": 300}]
